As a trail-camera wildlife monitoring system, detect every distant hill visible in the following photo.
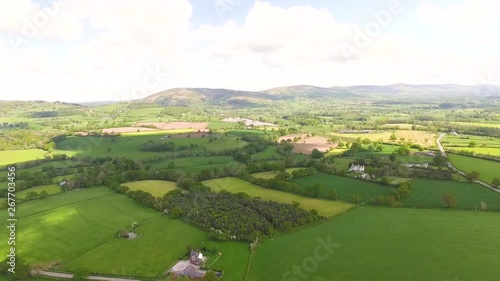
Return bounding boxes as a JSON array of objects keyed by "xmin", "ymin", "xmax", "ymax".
[
  {"xmin": 139, "ymin": 84, "xmax": 500, "ymax": 106},
  {"xmin": 142, "ymin": 88, "xmax": 279, "ymax": 107}
]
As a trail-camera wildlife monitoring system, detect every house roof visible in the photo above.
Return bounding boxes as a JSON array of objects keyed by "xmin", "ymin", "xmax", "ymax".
[{"xmin": 181, "ymin": 265, "xmax": 205, "ymax": 278}]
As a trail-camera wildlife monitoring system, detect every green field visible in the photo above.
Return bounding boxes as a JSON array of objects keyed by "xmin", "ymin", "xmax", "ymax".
[
  {"xmin": 122, "ymin": 180, "xmax": 178, "ymax": 197},
  {"xmin": 0, "ymin": 187, "xmax": 207, "ymax": 277},
  {"xmin": 292, "ymin": 173, "xmax": 394, "ymax": 203},
  {"xmin": 200, "ymin": 241, "xmax": 250, "ymax": 281},
  {"xmin": 443, "ymin": 135, "xmax": 500, "ymax": 146},
  {"xmin": 148, "ymin": 156, "xmax": 238, "ymax": 173},
  {"xmin": 17, "ymin": 160, "xmax": 77, "ymax": 174},
  {"xmin": 0, "ymin": 149, "xmax": 48, "ymax": 166},
  {"xmin": 252, "ymin": 146, "xmax": 282, "ymax": 160},
  {"xmin": 17, "ymin": 184, "xmax": 62, "ymax": 199},
  {"xmin": 54, "ymin": 133, "xmax": 246, "ymax": 160},
  {"xmin": 252, "ymin": 168, "xmax": 303, "ymax": 179},
  {"xmin": 61, "ymin": 216, "xmax": 207, "ymax": 277},
  {"xmin": 203, "ymin": 177, "xmax": 354, "ymax": 217},
  {"xmin": 448, "ymin": 154, "xmax": 500, "ymax": 184},
  {"xmin": 402, "ymin": 179, "xmax": 500, "ymax": 209},
  {"xmin": 248, "ymin": 207, "xmax": 500, "ymax": 281},
  {"xmin": 448, "ymin": 147, "xmax": 500, "ymax": 156}
]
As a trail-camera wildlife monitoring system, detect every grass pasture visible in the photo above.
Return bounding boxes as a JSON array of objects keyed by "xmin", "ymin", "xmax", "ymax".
[
  {"xmin": 122, "ymin": 180, "xmax": 178, "ymax": 197},
  {"xmin": 292, "ymin": 173, "xmax": 394, "ymax": 203},
  {"xmin": 448, "ymin": 147, "xmax": 500, "ymax": 157},
  {"xmin": 0, "ymin": 187, "xmax": 207, "ymax": 278},
  {"xmin": 203, "ymin": 177, "xmax": 354, "ymax": 217},
  {"xmin": 17, "ymin": 184, "xmax": 61, "ymax": 199},
  {"xmin": 0, "ymin": 149, "xmax": 48, "ymax": 166},
  {"xmin": 402, "ymin": 179, "xmax": 500, "ymax": 209},
  {"xmin": 148, "ymin": 156, "xmax": 238, "ymax": 173},
  {"xmin": 448, "ymin": 154, "xmax": 500, "ymax": 184},
  {"xmin": 451, "ymin": 122, "xmax": 500, "ymax": 128},
  {"xmin": 200, "ymin": 241, "xmax": 250, "ymax": 281},
  {"xmin": 61, "ymin": 216, "xmax": 207, "ymax": 277},
  {"xmin": 442, "ymin": 135, "xmax": 500, "ymax": 147},
  {"xmin": 329, "ymin": 130, "xmax": 436, "ymax": 146},
  {"xmin": 248, "ymin": 207, "xmax": 500, "ymax": 281},
  {"xmin": 443, "ymin": 135, "xmax": 500, "ymax": 156},
  {"xmin": 251, "ymin": 168, "xmax": 303, "ymax": 179},
  {"xmin": 17, "ymin": 160, "xmax": 77, "ymax": 174},
  {"xmin": 55, "ymin": 133, "xmax": 246, "ymax": 160}
]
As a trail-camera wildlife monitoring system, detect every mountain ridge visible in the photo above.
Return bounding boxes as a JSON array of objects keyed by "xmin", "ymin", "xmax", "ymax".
[{"xmin": 138, "ymin": 84, "xmax": 500, "ymax": 106}]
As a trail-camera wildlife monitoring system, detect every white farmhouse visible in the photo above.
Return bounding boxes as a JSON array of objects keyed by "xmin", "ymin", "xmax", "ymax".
[{"xmin": 349, "ymin": 164, "xmax": 365, "ymax": 173}]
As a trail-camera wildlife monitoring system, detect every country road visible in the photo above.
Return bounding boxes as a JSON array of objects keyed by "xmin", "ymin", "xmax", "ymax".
[
  {"xmin": 33, "ymin": 270, "xmax": 142, "ymax": 281},
  {"xmin": 436, "ymin": 133, "xmax": 499, "ymax": 194}
]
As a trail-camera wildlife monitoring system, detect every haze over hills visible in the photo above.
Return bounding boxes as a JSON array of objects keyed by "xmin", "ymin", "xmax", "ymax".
[
  {"xmin": 138, "ymin": 84, "xmax": 500, "ymax": 106},
  {"xmin": 2, "ymin": 84, "xmax": 499, "ymax": 105}
]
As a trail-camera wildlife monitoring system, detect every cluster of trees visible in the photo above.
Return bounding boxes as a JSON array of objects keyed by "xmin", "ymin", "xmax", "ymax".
[
  {"xmin": 141, "ymin": 140, "xmax": 198, "ymax": 152},
  {"xmin": 24, "ymin": 172, "xmax": 52, "ymax": 189},
  {"xmin": 493, "ymin": 178, "xmax": 500, "ymax": 188},
  {"xmin": 277, "ymin": 142, "xmax": 294, "ymax": 155},
  {"xmin": 163, "ymin": 190, "xmax": 322, "ymax": 241},
  {"xmin": 23, "ymin": 190, "xmax": 49, "ymax": 200},
  {"xmin": 233, "ymin": 136, "xmax": 269, "ymax": 163},
  {"xmin": 0, "ymin": 129, "xmax": 65, "ymax": 151},
  {"xmin": 195, "ymin": 165, "xmax": 246, "ymax": 181},
  {"xmin": 65, "ymin": 157, "xmax": 178, "ymax": 190},
  {"xmin": 410, "ymin": 169, "xmax": 453, "ymax": 180},
  {"xmin": 369, "ymin": 182, "xmax": 412, "ymax": 206}
]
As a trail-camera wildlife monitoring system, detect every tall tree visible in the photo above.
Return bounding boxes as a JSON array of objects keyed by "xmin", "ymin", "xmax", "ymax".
[
  {"xmin": 442, "ymin": 193, "xmax": 457, "ymax": 208},
  {"xmin": 466, "ymin": 171, "xmax": 480, "ymax": 182}
]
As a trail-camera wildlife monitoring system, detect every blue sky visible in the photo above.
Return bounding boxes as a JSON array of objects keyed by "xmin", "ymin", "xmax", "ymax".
[{"xmin": 0, "ymin": 0, "xmax": 499, "ymax": 102}]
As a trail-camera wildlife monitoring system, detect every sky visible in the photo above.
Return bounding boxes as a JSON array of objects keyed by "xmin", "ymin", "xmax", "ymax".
[{"xmin": 0, "ymin": 0, "xmax": 499, "ymax": 102}]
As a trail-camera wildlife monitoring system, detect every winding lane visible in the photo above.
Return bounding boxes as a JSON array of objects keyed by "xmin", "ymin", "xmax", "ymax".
[{"xmin": 436, "ymin": 133, "xmax": 499, "ymax": 194}]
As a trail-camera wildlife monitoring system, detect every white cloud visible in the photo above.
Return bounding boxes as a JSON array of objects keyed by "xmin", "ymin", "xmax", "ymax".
[
  {"xmin": 417, "ymin": 0, "xmax": 500, "ymax": 30},
  {"xmin": 0, "ymin": 0, "xmax": 499, "ymax": 102}
]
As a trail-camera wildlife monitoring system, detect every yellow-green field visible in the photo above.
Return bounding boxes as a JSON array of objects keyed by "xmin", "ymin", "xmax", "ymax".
[
  {"xmin": 448, "ymin": 147, "xmax": 500, "ymax": 157},
  {"xmin": 0, "ymin": 149, "xmax": 48, "ymax": 166},
  {"xmin": 122, "ymin": 180, "xmax": 179, "ymax": 197},
  {"xmin": 451, "ymin": 122, "xmax": 500, "ymax": 128},
  {"xmin": 203, "ymin": 177, "xmax": 354, "ymax": 217},
  {"xmin": 330, "ymin": 130, "xmax": 436, "ymax": 146},
  {"xmin": 380, "ymin": 123, "xmax": 423, "ymax": 130},
  {"xmin": 251, "ymin": 168, "xmax": 303, "ymax": 179}
]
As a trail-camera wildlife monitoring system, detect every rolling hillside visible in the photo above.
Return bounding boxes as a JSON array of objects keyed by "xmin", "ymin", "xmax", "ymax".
[{"xmin": 138, "ymin": 84, "xmax": 500, "ymax": 107}]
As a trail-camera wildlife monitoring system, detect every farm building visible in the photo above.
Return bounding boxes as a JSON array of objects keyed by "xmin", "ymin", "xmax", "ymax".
[
  {"xmin": 173, "ymin": 264, "xmax": 205, "ymax": 280},
  {"xmin": 190, "ymin": 250, "xmax": 207, "ymax": 265},
  {"xmin": 349, "ymin": 164, "xmax": 365, "ymax": 173},
  {"xmin": 403, "ymin": 163, "xmax": 429, "ymax": 168}
]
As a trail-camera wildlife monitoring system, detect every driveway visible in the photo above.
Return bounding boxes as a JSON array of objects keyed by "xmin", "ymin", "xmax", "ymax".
[{"xmin": 33, "ymin": 270, "xmax": 142, "ymax": 281}]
